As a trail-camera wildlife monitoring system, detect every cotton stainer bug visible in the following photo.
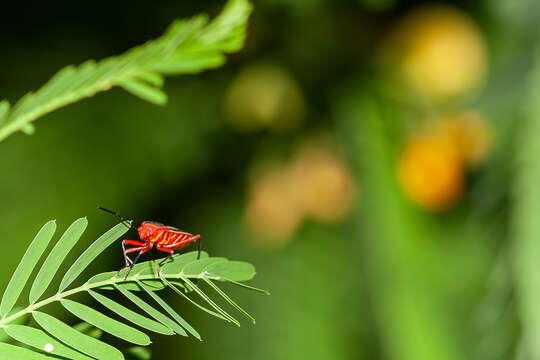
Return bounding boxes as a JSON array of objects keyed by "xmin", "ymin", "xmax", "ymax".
[{"xmin": 98, "ymin": 206, "xmax": 201, "ymax": 279}]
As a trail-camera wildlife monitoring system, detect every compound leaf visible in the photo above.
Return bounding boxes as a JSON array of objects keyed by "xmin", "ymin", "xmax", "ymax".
[{"xmin": 0, "ymin": 0, "xmax": 253, "ymax": 143}]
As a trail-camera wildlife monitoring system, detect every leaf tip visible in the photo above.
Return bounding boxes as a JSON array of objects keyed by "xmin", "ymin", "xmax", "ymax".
[{"xmin": 20, "ymin": 123, "xmax": 35, "ymax": 135}]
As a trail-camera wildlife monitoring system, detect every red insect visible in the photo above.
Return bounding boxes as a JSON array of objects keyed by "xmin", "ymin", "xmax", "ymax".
[{"xmin": 98, "ymin": 207, "xmax": 201, "ymax": 278}]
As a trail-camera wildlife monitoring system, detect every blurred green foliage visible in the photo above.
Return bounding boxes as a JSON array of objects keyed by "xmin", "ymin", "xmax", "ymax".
[{"xmin": 1, "ymin": 0, "xmax": 540, "ymax": 359}]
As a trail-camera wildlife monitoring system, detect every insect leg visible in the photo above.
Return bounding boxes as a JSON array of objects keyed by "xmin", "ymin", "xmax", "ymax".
[
  {"xmin": 155, "ymin": 246, "xmax": 175, "ymax": 277},
  {"xmin": 124, "ymin": 240, "xmax": 146, "ymax": 246},
  {"xmin": 195, "ymin": 238, "xmax": 202, "ymax": 285},
  {"xmin": 122, "ymin": 240, "xmax": 130, "ymax": 266},
  {"xmin": 187, "ymin": 234, "xmax": 201, "ymax": 259},
  {"xmin": 117, "ymin": 240, "xmax": 149, "ymax": 277},
  {"xmin": 123, "ymin": 246, "xmax": 151, "ymax": 279},
  {"xmin": 117, "ymin": 240, "xmax": 133, "ymax": 276}
]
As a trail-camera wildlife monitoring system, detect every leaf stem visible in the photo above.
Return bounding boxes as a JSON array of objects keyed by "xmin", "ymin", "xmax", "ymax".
[{"xmin": 0, "ymin": 273, "xmax": 218, "ymax": 327}]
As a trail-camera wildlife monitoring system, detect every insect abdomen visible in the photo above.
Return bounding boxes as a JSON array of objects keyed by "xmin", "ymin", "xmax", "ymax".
[{"xmin": 153, "ymin": 229, "xmax": 191, "ymax": 247}]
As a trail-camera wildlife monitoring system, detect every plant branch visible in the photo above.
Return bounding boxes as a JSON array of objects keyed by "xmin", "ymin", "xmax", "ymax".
[
  {"xmin": 0, "ymin": 271, "xmax": 249, "ymax": 328},
  {"xmin": 0, "ymin": 0, "xmax": 252, "ymax": 143}
]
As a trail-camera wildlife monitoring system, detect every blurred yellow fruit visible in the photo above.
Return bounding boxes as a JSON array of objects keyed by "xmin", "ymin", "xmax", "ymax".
[
  {"xmin": 381, "ymin": 6, "xmax": 487, "ymax": 100},
  {"xmin": 245, "ymin": 166, "xmax": 304, "ymax": 246},
  {"xmin": 398, "ymin": 133, "xmax": 464, "ymax": 211},
  {"xmin": 245, "ymin": 135, "xmax": 355, "ymax": 245},
  {"xmin": 290, "ymin": 140, "xmax": 355, "ymax": 223},
  {"xmin": 224, "ymin": 64, "xmax": 306, "ymax": 132},
  {"xmin": 440, "ymin": 110, "xmax": 492, "ymax": 167}
]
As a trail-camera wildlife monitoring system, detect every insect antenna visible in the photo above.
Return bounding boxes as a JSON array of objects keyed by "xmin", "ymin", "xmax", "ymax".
[{"xmin": 97, "ymin": 206, "xmax": 137, "ymax": 231}]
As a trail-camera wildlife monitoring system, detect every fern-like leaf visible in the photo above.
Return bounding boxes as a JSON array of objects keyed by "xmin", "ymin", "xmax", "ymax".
[
  {"xmin": 0, "ymin": 218, "xmax": 266, "ymax": 359},
  {"xmin": 0, "ymin": 0, "xmax": 252, "ymax": 143}
]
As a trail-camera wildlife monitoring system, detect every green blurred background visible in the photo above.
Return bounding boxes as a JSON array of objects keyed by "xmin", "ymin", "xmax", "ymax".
[{"xmin": 2, "ymin": 0, "xmax": 540, "ymax": 359}]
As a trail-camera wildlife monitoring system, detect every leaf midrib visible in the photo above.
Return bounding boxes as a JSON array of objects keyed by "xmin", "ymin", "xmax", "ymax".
[{"xmin": 0, "ymin": 272, "xmax": 213, "ymax": 327}]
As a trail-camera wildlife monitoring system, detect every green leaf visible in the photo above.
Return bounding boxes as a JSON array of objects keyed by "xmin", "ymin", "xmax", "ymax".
[
  {"xmin": 198, "ymin": 0, "xmax": 252, "ymax": 52},
  {"xmin": 180, "ymin": 277, "xmax": 239, "ymax": 326},
  {"xmin": 121, "ymin": 257, "xmax": 160, "ymax": 277},
  {"xmin": 0, "ymin": 216, "xmax": 265, "ymax": 358},
  {"xmin": 202, "ymin": 278, "xmax": 256, "ymax": 323},
  {"xmin": 88, "ymin": 270, "xmax": 165, "ymax": 291},
  {"xmin": 133, "ymin": 70, "xmax": 164, "ymax": 87},
  {"xmin": 0, "ymin": 343, "xmax": 51, "ymax": 360},
  {"xmin": 225, "ymin": 279, "xmax": 270, "ymax": 294},
  {"xmin": 0, "ymin": 0, "xmax": 253, "ymax": 143},
  {"xmin": 88, "ymin": 253, "xmax": 263, "ymax": 299},
  {"xmin": 205, "ymin": 261, "xmax": 256, "ymax": 281},
  {"xmin": 161, "ymin": 277, "xmax": 228, "ymax": 320},
  {"xmin": 0, "ymin": 306, "xmax": 31, "ymax": 341},
  {"xmin": 119, "ymin": 80, "xmax": 167, "ymax": 105},
  {"xmin": 73, "ymin": 321, "xmax": 103, "ymax": 339},
  {"xmin": 30, "ymin": 217, "xmax": 88, "ymax": 303},
  {"xmin": 0, "ymin": 329, "xmax": 8, "ymax": 342},
  {"xmin": 60, "ymin": 221, "xmax": 131, "ymax": 291},
  {"xmin": 161, "ymin": 251, "xmax": 209, "ymax": 274},
  {"xmin": 115, "ymin": 285, "xmax": 187, "ymax": 336},
  {"xmin": 151, "ymin": 52, "xmax": 225, "ymax": 74},
  {"xmin": 33, "ymin": 311, "xmax": 123, "ymax": 360},
  {"xmin": 89, "ymin": 290, "xmax": 174, "ymax": 335},
  {"xmin": 119, "ymin": 252, "xmax": 204, "ymax": 278},
  {"xmin": 61, "ymin": 299, "xmax": 151, "ymax": 345},
  {"xmin": 0, "ymin": 217, "xmax": 264, "ymax": 358},
  {"xmin": 0, "ymin": 220, "xmax": 56, "ymax": 317},
  {"xmin": 181, "ymin": 257, "xmax": 227, "ymax": 276},
  {"xmin": 5, "ymin": 324, "xmax": 94, "ymax": 360},
  {"xmin": 168, "ymin": 279, "xmax": 190, "ymax": 292},
  {"xmin": 91, "ymin": 251, "xmax": 210, "ymax": 291},
  {"xmin": 137, "ymin": 280, "xmax": 200, "ymax": 339},
  {"xmin": 20, "ymin": 123, "xmax": 34, "ymax": 135}
]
